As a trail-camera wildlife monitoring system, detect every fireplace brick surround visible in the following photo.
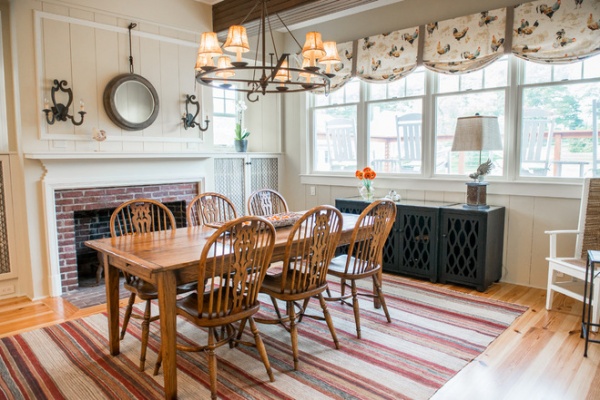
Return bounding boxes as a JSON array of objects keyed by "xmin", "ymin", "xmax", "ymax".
[{"xmin": 55, "ymin": 182, "xmax": 199, "ymax": 292}]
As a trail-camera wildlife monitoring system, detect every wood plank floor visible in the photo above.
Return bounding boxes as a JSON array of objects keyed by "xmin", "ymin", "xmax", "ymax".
[{"xmin": 0, "ymin": 278, "xmax": 598, "ymax": 399}]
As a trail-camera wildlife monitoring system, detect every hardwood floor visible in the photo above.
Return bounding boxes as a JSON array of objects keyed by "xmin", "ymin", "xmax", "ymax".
[{"xmin": 0, "ymin": 279, "xmax": 598, "ymax": 399}]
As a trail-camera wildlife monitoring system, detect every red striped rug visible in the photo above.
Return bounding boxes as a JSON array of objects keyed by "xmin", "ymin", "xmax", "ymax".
[{"xmin": 0, "ymin": 275, "xmax": 526, "ymax": 399}]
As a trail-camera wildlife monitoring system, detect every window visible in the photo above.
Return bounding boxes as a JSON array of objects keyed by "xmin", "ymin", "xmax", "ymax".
[
  {"xmin": 212, "ymin": 88, "xmax": 237, "ymax": 146},
  {"xmin": 520, "ymin": 56, "xmax": 600, "ymax": 178},
  {"xmin": 436, "ymin": 58, "xmax": 508, "ymax": 176},
  {"xmin": 313, "ymin": 80, "xmax": 360, "ymax": 172},
  {"xmin": 309, "ymin": 54, "xmax": 600, "ymax": 180},
  {"xmin": 367, "ymin": 68, "xmax": 425, "ymax": 173}
]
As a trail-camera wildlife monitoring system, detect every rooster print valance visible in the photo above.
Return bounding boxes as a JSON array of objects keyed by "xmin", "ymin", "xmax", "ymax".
[
  {"xmin": 322, "ymin": 0, "xmax": 600, "ymax": 92},
  {"xmin": 513, "ymin": 0, "xmax": 600, "ymax": 63},
  {"xmin": 423, "ymin": 8, "xmax": 507, "ymax": 74},
  {"xmin": 355, "ymin": 27, "xmax": 419, "ymax": 82}
]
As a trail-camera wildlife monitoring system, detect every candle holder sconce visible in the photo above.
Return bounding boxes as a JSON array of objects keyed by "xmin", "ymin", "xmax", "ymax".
[
  {"xmin": 42, "ymin": 79, "xmax": 86, "ymax": 126},
  {"xmin": 182, "ymin": 94, "xmax": 210, "ymax": 131}
]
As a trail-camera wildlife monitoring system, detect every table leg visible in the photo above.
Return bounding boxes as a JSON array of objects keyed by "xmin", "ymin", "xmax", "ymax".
[
  {"xmin": 157, "ymin": 271, "xmax": 178, "ymax": 400},
  {"xmin": 103, "ymin": 254, "xmax": 120, "ymax": 356}
]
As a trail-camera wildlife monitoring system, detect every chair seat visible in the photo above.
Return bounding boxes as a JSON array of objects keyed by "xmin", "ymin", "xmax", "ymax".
[
  {"xmin": 261, "ymin": 268, "xmax": 327, "ymax": 300},
  {"xmin": 124, "ymin": 280, "xmax": 197, "ymax": 300},
  {"xmin": 547, "ymin": 256, "xmax": 586, "ymax": 271},
  {"xmin": 328, "ymin": 254, "xmax": 381, "ymax": 279},
  {"xmin": 177, "ymin": 291, "xmax": 260, "ymax": 327}
]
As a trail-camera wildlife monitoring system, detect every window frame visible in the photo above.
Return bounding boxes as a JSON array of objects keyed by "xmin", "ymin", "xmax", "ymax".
[
  {"xmin": 307, "ymin": 53, "xmax": 600, "ymax": 184},
  {"xmin": 212, "ymin": 88, "xmax": 238, "ymax": 148}
]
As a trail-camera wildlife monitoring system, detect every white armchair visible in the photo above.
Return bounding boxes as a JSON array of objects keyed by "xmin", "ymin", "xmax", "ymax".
[{"xmin": 546, "ymin": 178, "xmax": 600, "ymax": 327}]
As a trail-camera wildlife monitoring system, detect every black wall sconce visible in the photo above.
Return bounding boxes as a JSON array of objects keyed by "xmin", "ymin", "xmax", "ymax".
[
  {"xmin": 43, "ymin": 79, "xmax": 86, "ymax": 126},
  {"xmin": 182, "ymin": 94, "xmax": 209, "ymax": 131}
]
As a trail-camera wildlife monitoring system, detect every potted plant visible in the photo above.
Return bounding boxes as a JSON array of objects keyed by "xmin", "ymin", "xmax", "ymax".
[{"xmin": 234, "ymin": 100, "xmax": 250, "ymax": 152}]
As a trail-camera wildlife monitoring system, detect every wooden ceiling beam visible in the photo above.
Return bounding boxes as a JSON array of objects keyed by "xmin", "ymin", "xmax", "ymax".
[{"xmin": 213, "ymin": 0, "xmax": 378, "ymax": 37}]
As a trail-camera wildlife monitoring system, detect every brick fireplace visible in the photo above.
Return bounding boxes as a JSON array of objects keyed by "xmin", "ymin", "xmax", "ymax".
[{"xmin": 55, "ymin": 182, "xmax": 199, "ymax": 292}]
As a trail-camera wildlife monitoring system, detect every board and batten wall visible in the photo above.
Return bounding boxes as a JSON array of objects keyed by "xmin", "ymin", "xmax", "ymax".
[
  {"xmin": 279, "ymin": 0, "xmax": 583, "ymax": 290},
  {"xmin": 6, "ymin": 0, "xmax": 281, "ymax": 299}
]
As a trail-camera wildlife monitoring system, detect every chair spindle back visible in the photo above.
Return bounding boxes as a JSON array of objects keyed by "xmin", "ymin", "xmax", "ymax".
[
  {"xmin": 279, "ymin": 205, "xmax": 343, "ymax": 295},
  {"xmin": 198, "ymin": 216, "xmax": 276, "ymax": 319}
]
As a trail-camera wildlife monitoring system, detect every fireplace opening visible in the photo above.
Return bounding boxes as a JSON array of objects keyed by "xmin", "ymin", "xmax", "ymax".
[
  {"xmin": 56, "ymin": 182, "xmax": 199, "ymax": 296},
  {"xmin": 73, "ymin": 200, "xmax": 187, "ymax": 287}
]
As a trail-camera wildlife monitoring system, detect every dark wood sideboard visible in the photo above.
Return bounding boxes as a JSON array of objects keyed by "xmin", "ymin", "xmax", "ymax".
[{"xmin": 335, "ymin": 197, "xmax": 505, "ymax": 292}]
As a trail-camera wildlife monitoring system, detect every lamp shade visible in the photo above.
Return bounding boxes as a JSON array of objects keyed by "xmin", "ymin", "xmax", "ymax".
[
  {"xmin": 302, "ymin": 32, "xmax": 326, "ymax": 62},
  {"xmin": 194, "ymin": 53, "xmax": 215, "ymax": 71},
  {"xmin": 223, "ymin": 25, "xmax": 250, "ymax": 62},
  {"xmin": 319, "ymin": 41, "xmax": 341, "ymax": 74},
  {"xmin": 215, "ymin": 56, "xmax": 234, "ymax": 79},
  {"xmin": 198, "ymin": 32, "xmax": 223, "ymax": 57},
  {"xmin": 451, "ymin": 115, "xmax": 503, "ymax": 152},
  {"xmin": 274, "ymin": 59, "xmax": 290, "ymax": 82},
  {"xmin": 299, "ymin": 57, "xmax": 312, "ymax": 81}
]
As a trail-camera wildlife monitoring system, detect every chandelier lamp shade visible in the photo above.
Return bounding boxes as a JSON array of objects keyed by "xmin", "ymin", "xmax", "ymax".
[{"xmin": 195, "ymin": 0, "xmax": 340, "ymax": 102}]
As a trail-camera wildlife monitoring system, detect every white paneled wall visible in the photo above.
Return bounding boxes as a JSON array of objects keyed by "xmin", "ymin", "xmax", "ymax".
[{"xmin": 36, "ymin": 11, "xmax": 203, "ymax": 151}]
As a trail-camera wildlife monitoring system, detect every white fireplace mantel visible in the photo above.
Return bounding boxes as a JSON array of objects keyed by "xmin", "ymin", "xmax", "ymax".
[{"xmin": 30, "ymin": 153, "xmax": 210, "ymax": 296}]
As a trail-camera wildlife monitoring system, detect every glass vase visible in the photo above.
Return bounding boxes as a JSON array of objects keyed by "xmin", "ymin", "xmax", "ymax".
[{"xmin": 359, "ymin": 184, "xmax": 374, "ymax": 200}]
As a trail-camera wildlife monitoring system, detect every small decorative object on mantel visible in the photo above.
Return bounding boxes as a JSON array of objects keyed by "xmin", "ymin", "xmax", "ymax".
[
  {"xmin": 92, "ymin": 127, "xmax": 107, "ymax": 142},
  {"xmin": 182, "ymin": 94, "xmax": 210, "ymax": 131},
  {"xmin": 451, "ymin": 114, "xmax": 502, "ymax": 209},
  {"xmin": 234, "ymin": 100, "xmax": 250, "ymax": 152},
  {"xmin": 42, "ymin": 79, "xmax": 86, "ymax": 126},
  {"xmin": 356, "ymin": 166, "xmax": 377, "ymax": 200}
]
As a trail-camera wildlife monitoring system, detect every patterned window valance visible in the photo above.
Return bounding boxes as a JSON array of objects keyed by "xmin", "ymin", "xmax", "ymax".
[
  {"xmin": 423, "ymin": 8, "xmax": 507, "ymax": 74},
  {"xmin": 512, "ymin": 0, "xmax": 600, "ymax": 64},
  {"xmin": 328, "ymin": 41, "xmax": 355, "ymax": 91},
  {"xmin": 315, "ymin": 0, "xmax": 600, "ymax": 92},
  {"xmin": 355, "ymin": 28, "xmax": 419, "ymax": 82}
]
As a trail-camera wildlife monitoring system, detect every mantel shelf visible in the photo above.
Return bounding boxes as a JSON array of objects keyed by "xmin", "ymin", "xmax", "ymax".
[{"xmin": 24, "ymin": 152, "xmax": 215, "ymax": 160}]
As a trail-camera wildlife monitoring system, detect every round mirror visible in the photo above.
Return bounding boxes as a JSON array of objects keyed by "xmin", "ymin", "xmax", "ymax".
[{"xmin": 103, "ymin": 74, "xmax": 159, "ymax": 131}]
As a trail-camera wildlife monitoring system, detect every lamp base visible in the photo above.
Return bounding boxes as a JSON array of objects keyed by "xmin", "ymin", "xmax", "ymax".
[{"xmin": 465, "ymin": 181, "xmax": 489, "ymax": 208}]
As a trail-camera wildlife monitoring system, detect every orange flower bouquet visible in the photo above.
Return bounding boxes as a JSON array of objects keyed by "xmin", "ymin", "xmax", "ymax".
[{"xmin": 356, "ymin": 167, "xmax": 376, "ymax": 200}]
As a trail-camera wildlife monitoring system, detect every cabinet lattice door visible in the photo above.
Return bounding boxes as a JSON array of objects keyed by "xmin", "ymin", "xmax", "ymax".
[
  {"xmin": 215, "ymin": 157, "xmax": 279, "ymax": 215},
  {"xmin": 0, "ymin": 160, "xmax": 11, "ymax": 275}
]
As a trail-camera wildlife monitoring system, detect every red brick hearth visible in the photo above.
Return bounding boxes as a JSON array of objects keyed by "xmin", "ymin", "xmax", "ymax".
[{"xmin": 55, "ymin": 183, "xmax": 199, "ymax": 292}]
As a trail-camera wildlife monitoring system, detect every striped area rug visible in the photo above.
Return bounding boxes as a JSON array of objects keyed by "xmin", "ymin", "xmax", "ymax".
[{"xmin": 0, "ymin": 275, "xmax": 526, "ymax": 400}]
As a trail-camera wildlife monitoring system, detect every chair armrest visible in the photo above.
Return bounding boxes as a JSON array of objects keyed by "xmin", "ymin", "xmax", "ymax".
[
  {"xmin": 545, "ymin": 229, "xmax": 581, "ymax": 259},
  {"xmin": 544, "ymin": 229, "xmax": 580, "ymax": 235}
]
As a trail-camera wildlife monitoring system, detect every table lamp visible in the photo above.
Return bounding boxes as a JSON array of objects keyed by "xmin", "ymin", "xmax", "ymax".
[{"xmin": 451, "ymin": 114, "xmax": 502, "ymax": 208}]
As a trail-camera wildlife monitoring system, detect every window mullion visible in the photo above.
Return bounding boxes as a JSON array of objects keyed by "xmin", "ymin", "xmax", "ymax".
[{"xmin": 357, "ymin": 80, "xmax": 368, "ymax": 168}]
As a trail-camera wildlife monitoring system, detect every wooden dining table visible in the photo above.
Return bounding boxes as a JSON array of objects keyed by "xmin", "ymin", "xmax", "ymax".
[{"xmin": 85, "ymin": 212, "xmax": 361, "ymax": 399}]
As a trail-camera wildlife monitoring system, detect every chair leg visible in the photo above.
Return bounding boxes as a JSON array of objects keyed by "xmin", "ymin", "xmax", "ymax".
[
  {"xmin": 350, "ymin": 280, "xmax": 362, "ymax": 339},
  {"xmin": 207, "ymin": 327, "xmax": 218, "ymax": 400},
  {"xmin": 288, "ymin": 302, "xmax": 299, "ymax": 370},
  {"xmin": 270, "ymin": 296, "xmax": 283, "ymax": 320},
  {"xmin": 234, "ymin": 319, "xmax": 249, "ymax": 348},
  {"xmin": 298, "ymin": 297, "xmax": 311, "ymax": 323},
  {"xmin": 120, "ymin": 292, "xmax": 137, "ymax": 340},
  {"xmin": 546, "ymin": 268, "xmax": 555, "ymax": 310},
  {"xmin": 138, "ymin": 300, "xmax": 152, "ymax": 371},
  {"xmin": 318, "ymin": 293, "xmax": 340, "ymax": 350},
  {"xmin": 249, "ymin": 317, "xmax": 275, "ymax": 382},
  {"xmin": 153, "ymin": 346, "xmax": 162, "ymax": 376},
  {"xmin": 373, "ymin": 275, "xmax": 391, "ymax": 323}
]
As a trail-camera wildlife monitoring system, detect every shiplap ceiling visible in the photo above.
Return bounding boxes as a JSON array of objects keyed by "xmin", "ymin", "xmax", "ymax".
[{"xmin": 195, "ymin": 0, "xmax": 405, "ymax": 36}]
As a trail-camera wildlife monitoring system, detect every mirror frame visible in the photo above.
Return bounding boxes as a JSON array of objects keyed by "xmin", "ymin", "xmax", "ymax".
[{"xmin": 103, "ymin": 73, "xmax": 159, "ymax": 131}]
